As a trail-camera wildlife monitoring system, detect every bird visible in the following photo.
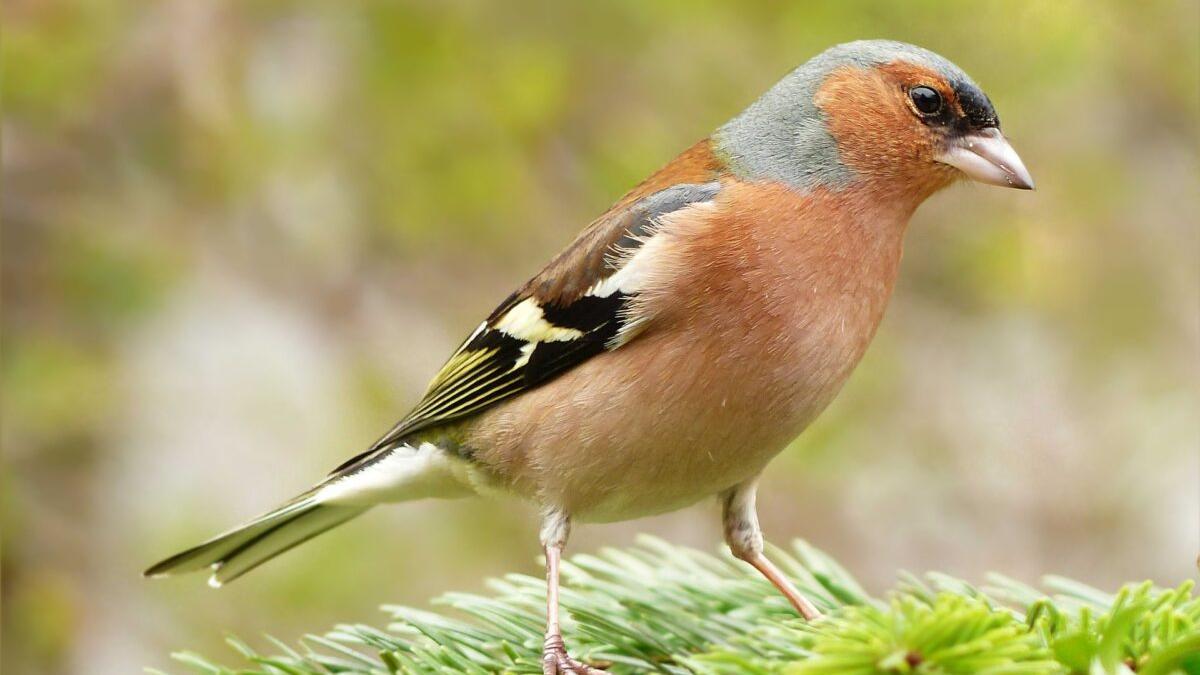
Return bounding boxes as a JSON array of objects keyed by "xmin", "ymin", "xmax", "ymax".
[{"xmin": 146, "ymin": 39, "xmax": 1033, "ymax": 674}]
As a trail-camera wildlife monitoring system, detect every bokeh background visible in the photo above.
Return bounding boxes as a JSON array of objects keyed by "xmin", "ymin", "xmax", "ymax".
[{"xmin": 3, "ymin": 1, "xmax": 1198, "ymax": 673}]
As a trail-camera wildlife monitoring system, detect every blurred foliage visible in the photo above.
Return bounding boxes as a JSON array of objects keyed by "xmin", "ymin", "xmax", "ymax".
[
  {"xmin": 164, "ymin": 539, "xmax": 1200, "ymax": 674},
  {"xmin": 2, "ymin": 1, "xmax": 1197, "ymax": 674}
]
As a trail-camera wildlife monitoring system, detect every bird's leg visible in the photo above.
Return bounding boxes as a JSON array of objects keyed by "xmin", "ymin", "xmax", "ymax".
[
  {"xmin": 540, "ymin": 509, "xmax": 605, "ymax": 675},
  {"xmin": 721, "ymin": 478, "xmax": 823, "ymax": 621}
]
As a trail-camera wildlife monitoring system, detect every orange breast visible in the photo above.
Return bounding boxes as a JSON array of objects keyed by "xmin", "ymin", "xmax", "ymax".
[{"xmin": 464, "ymin": 179, "xmax": 913, "ymax": 520}]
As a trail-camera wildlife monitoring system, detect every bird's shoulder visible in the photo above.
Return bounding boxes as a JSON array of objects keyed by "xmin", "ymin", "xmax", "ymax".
[{"xmin": 516, "ymin": 139, "xmax": 727, "ymax": 305}]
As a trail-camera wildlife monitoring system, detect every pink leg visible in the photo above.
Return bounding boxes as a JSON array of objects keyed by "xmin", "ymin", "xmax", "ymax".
[
  {"xmin": 721, "ymin": 478, "xmax": 823, "ymax": 621},
  {"xmin": 541, "ymin": 511, "xmax": 606, "ymax": 675},
  {"xmin": 742, "ymin": 550, "xmax": 823, "ymax": 620}
]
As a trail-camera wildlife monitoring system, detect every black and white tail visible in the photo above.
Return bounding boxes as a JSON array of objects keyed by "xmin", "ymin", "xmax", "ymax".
[{"xmin": 144, "ymin": 492, "xmax": 368, "ymax": 587}]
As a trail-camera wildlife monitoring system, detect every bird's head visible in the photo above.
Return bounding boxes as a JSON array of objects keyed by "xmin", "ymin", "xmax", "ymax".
[{"xmin": 715, "ymin": 40, "xmax": 1033, "ymax": 201}]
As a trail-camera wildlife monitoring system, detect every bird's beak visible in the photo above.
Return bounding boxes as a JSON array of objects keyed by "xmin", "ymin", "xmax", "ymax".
[{"xmin": 935, "ymin": 127, "xmax": 1035, "ymax": 190}]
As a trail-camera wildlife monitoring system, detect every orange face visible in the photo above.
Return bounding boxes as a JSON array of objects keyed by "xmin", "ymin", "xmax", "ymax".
[
  {"xmin": 813, "ymin": 58, "xmax": 1033, "ymax": 198},
  {"xmin": 814, "ymin": 63, "xmax": 967, "ymax": 198}
]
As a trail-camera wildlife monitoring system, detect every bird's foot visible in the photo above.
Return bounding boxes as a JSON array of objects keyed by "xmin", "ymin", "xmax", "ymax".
[{"xmin": 542, "ymin": 633, "xmax": 605, "ymax": 674}]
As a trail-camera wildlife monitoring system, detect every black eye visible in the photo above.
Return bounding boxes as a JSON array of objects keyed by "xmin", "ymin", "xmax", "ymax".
[{"xmin": 909, "ymin": 86, "xmax": 942, "ymax": 115}]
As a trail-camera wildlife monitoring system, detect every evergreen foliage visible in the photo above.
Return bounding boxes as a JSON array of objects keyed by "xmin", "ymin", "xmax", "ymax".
[{"xmin": 161, "ymin": 537, "xmax": 1200, "ymax": 675}]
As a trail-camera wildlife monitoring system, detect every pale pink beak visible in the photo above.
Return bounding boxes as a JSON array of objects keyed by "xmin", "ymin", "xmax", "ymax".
[{"xmin": 936, "ymin": 127, "xmax": 1035, "ymax": 190}]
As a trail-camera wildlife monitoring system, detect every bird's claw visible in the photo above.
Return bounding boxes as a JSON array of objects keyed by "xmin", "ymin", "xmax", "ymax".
[{"xmin": 542, "ymin": 633, "xmax": 605, "ymax": 674}]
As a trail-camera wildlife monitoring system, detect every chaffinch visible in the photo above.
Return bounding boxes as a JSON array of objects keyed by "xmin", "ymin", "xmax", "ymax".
[{"xmin": 147, "ymin": 40, "xmax": 1033, "ymax": 674}]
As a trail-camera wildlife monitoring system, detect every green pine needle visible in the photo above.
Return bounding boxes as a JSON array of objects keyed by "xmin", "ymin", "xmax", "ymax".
[{"xmin": 164, "ymin": 537, "xmax": 1200, "ymax": 675}]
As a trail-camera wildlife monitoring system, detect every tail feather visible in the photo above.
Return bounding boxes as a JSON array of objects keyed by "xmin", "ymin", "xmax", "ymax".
[
  {"xmin": 144, "ymin": 496, "xmax": 367, "ymax": 586},
  {"xmin": 209, "ymin": 503, "xmax": 365, "ymax": 586},
  {"xmin": 146, "ymin": 440, "xmax": 466, "ymax": 586}
]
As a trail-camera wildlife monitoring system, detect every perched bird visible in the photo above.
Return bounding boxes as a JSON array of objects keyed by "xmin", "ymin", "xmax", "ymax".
[{"xmin": 147, "ymin": 40, "xmax": 1033, "ymax": 674}]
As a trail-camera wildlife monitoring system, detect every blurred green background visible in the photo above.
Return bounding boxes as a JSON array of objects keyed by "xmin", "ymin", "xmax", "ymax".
[{"xmin": 3, "ymin": 1, "xmax": 1198, "ymax": 673}]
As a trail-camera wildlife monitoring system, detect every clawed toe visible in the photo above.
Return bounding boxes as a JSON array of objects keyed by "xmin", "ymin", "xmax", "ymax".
[{"xmin": 542, "ymin": 634, "xmax": 606, "ymax": 674}]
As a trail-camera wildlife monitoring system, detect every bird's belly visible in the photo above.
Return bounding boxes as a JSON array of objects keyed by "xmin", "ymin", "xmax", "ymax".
[
  {"xmin": 464, "ymin": 317, "xmax": 859, "ymax": 521},
  {"xmin": 564, "ymin": 431, "xmax": 781, "ymax": 523}
]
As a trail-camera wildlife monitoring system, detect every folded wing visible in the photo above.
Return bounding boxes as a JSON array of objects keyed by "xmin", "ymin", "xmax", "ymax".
[{"xmin": 333, "ymin": 181, "xmax": 722, "ymax": 474}]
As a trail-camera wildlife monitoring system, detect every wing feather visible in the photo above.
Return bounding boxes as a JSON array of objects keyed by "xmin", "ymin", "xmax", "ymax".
[{"xmin": 331, "ymin": 181, "xmax": 721, "ymax": 474}]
